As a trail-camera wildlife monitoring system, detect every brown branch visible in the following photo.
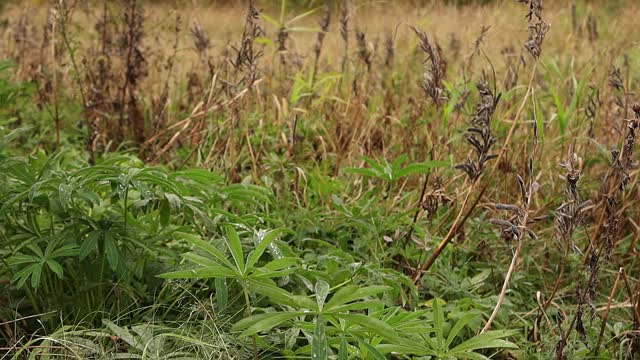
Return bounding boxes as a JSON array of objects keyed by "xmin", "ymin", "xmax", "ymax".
[{"xmin": 594, "ymin": 267, "xmax": 624, "ymax": 355}]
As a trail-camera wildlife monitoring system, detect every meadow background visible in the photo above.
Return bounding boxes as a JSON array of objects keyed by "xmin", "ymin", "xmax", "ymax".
[{"xmin": 1, "ymin": 0, "xmax": 639, "ymax": 358}]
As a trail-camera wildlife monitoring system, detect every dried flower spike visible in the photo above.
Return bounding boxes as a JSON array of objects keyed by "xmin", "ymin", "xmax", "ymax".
[
  {"xmin": 411, "ymin": 26, "xmax": 448, "ymax": 106},
  {"xmin": 455, "ymin": 76, "xmax": 500, "ymax": 180}
]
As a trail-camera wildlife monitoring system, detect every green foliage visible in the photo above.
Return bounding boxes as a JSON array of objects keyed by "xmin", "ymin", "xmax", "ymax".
[
  {"xmin": 346, "ymin": 155, "xmax": 450, "ymax": 183},
  {"xmin": 1, "ymin": 1, "xmax": 639, "ymax": 358},
  {"xmin": 0, "ymin": 151, "xmax": 269, "ymax": 326},
  {"xmin": 0, "ymin": 60, "xmax": 32, "ymax": 110},
  {"xmin": 260, "ymin": 0, "xmax": 320, "ymax": 40}
]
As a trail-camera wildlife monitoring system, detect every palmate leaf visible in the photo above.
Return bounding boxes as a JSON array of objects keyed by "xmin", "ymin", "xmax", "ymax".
[
  {"xmin": 326, "ymin": 300, "xmax": 383, "ymax": 313},
  {"xmin": 338, "ymin": 336, "xmax": 348, "ymax": 360},
  {"xmin": 356, "ymin": 339, "xmax": 387, "ymax": 360},
  {"xmin": 102, "ymin": 320, "xmax": 139, "ymax": 349},
  {"xmin": 286, "ymin": 7, "xmax": 319, "ymax": 26},
  {"xmin": 170, "ymin": 168, "xmax": 223, "ymax": 184},
  {"xmin": 346, "ymin": 156, "xmax": 449, "ymax": 182},
  {"xmin": 159, "ymin": 265, "xmax": 238, "ymax": 280},
  {"xmin": 224, "ymin": 225, "xmax": 245, "ymax": 272},
  {"xmin": 79, "ymin": 232, "xmax": 102, "ymax": 260},
  {"xmin": 395, "ymin": 160, "xmax": 450, "ymax": 179},
  {"xmin": 232, "ymin": 311, "xmax": 303, "ymax": 337},
  {"xmin": 262, "ymin": 257, "xmax": 299, "ymax": 271},
  {"xmin": 104, "ymin": 232, "xmax": 120, "ymax": 271},
  {"xmin": 2, "ymin": 160, "xmax": 35, "ymax": 184},
  {"xmin": 10, "ymin": 238, "xmax": 77, "ymax": 288},
  {"xmin": 58, "ymin": 182, "xmax": 74, "ymax": 209},
  {"xmin": 180, "ymin": 233, "xmax": 235, "ymax": 269},
  {"xmin": 324, "ymin": 285, "xmax": 390, "ymax": 312},
  {"xmin": 433, "ymin": 298, "xmax": 445, "ymax": 349},
  {"xmin": 344, "ymin": 167, "xmax": 379, "ymax": 178},
  {"xmin": 30, "ymin": 263, "xmax": 42, "ymax": 288},
  {"xmin": 251, "ymin": 267, "xmax": 297, "ymax": 279},
  {"xmin": 379, "ymin": 308, "xmax": 431, "ymax": 332},
  {"xmin": 362, "ymin": 157, "xmax": 387, "ymax": 176},
  {"xmin": 26, "ymin": 244, "xmax": 44, "ymax": 258},
  {"xmin": 315, "ymin": 280, "xmax": 330, "ymax": 310},
  {"xmin": 245, "ymin": 228, "xmax": 291, "ymax": 271},
  {"xmin": 333, "ymin": 313, "xmax": 399, "ymax": 342},
  {"xmin": 449, "ymin": 330, "xmax": 518, "ymax": 354},
  {"xmin": 287, "ymin": 27, "xmax": 321, "ymax": 33},
  {"xmin": 376, "ymin": 341, "xmax": 433, "ymax": 356},
  {"xmin": 215, "ymin": 278, "xmax": 228, "ymax": 310},
  {"xmin": 0, "ymin": 189, "xmax": 31, "ymax": 212},
  {"xmin": 251, "ymin": 257, "xmax": 298, "ymax": 279},
  {"xmin": 223, "ymin": 183, "xmax": 272, "ymax": 208},
  {"xmin": 164, "ymin": 193, "xmax": 181, "ymax": 210},
  {"xmin": 73, "ymin": 164, "xmax": 119, "ymax": 179},
  {"xmin": 376, "ymin": 329, "xmax": 517, "ymax": 358},
  {"xmin": 13, "ymin": 263, "xmax": 40, "ymax": 289},
  {"xmin": 47, "ymin": 243, "xmax": 78, "ymax": 258},
  {"xmin": 46, "ymin": 260, "xmax": 64, "ymax": 279},
  {"xmin": 390, "ymin": 154, "xmax": 410, "ymax": 175},
  {"xmin": 260, "ymin": 13, "xmax": 280, "ymax": 27},
  {"xmin": 249, "ymin": 279, "xmax": 317, "ymax": 310},
  {"xmin": 454, "ymin": 352, "xmax": 493, "ymax": 360},
  {"xmin": 312, "ymin": 315, "xmax": 328, "ymax": 360},
  {"xmin": 182, "ymin": 252, "xmax": 220, "ymax": 267},
  {"xmin": 134, "ymin": 169, "xmax": 181, "ymax": 194},
  {"xmin": 446, "ymin": 313, "xmax": 479, "ymax": 348},
  {"xmin": 7, "ymin": 254, "xmax": 38, "ymax": 266},
  {"xmin": 27, "ymin": 178, "xmax": 58, "ymax": 201}
]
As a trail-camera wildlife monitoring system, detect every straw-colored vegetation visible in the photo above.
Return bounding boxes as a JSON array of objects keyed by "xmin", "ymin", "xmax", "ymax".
[{"xmin": 1, "ymin": 0, "xmax": 640, "ymax": 358}]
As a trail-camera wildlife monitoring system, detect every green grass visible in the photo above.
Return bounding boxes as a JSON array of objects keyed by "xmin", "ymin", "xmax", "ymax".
[{"xmin": 1, "ymin": 0, "xmax": 640, "ymax": 359}]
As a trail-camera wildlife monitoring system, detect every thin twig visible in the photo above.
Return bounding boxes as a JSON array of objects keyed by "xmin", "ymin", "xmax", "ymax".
[
  {"xmin": 594, "ymin": 267, "xmax": 624, "ymax": 355},
  {"xmin": 481, "ymin": 237, "xmax": 526, "ymax": 333}
]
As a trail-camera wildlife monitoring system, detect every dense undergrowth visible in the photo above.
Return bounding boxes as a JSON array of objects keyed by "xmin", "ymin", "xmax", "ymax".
[{"xmin": 1, "ymin": 0, "xmax": 640, "ymax": 359}]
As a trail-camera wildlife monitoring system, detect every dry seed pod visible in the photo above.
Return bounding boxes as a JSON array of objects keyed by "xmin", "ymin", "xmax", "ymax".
[
  {"xmin": 411, "ymin": 26, "xmax": 448, "ymax": 106},
  {"xmin": 190, "ymin": 21, "xmax": 210, "ymax": 54},
  {"xmin": 455, "ymin": 76, "xmax": 499, "ymax": 180}
]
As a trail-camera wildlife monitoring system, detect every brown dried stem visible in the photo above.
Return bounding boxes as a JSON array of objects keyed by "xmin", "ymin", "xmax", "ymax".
[{"xmin": 412, "ymin": 61, "xmax": 538, "ymax": 283}]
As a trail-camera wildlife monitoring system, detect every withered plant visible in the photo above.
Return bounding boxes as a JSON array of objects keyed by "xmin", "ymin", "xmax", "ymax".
[
  {"xmin": 411, "ymin": 26, "xmax": 448, "ymax": 106},
  {"xmin": 117, "ymin": 0, "xmax": 147, "ymax": 144},
  {"xmin": 230, "ymin": 0, "xmax": 263, "ymax": 88},
  {"xmin": 311, "ymin": 1, "xmax": 331, "ymax": 86},
  {"xmin": 557, "ymin": 104, "xmax": 640, "ymax": 359},
  {"xmin": 339, "ymin": 0, "xmax": 350, "ymax": 76},
  {"xmin": 455, "ymin": 76, "xmax": 500, "ymax": 180},
  {"xmin": 355, "ymin": 30, "xmax": 371, "ymax": 73}
]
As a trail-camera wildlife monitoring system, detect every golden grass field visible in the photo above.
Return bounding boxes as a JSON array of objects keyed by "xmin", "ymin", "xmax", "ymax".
[{"xmin": 1, "ymin": 0, "xmax": 640, "ymax": 358}]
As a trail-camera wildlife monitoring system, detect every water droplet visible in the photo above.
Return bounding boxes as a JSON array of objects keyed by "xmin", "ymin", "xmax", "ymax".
[
  {"xmin": 117, "ymin": 174, "xmax": 129, "ymax": 199},
  {"xmin": 58, "ymin": 182, "xmax": 73, "ymax": 209}
]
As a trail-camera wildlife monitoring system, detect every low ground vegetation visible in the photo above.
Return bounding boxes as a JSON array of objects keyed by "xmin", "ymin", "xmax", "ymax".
[{"xmin": 1, "ymin": 0, "xmax": 640, "ymax": 358}]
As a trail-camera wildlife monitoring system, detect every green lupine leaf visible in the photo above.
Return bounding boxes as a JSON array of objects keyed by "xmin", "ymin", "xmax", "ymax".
[
  {"xmin": 356, "ymin": 339, "xmax": 386, "ymax": 360},
  {"xmin": 30, "ymin": 263, "xmax": 42, "ymax": 288},
  {"xmin": 233, "ymin": 312, "xmax": 303, "ymax": 337},
  {"xmin": 446, "ymin": 313, "xmax": 478, "ymax": 348},
  {"xmin": 312, "ymin": 315, "xmax": 328, "ymax": 360},
  {"xmin": 46, "ymin": 260, "xmax": 64, "ymax": 279},
  {"xmin": 104, "ymin": 233, "xmax": 120, "ymax": 271},
  {"xmin": 224, "ymin": 225, "xmax": 245, "ymax": 272},
  {"xmin": 246, "ymin": 228, "xmax": 290, "ymax": 271},
  {"xmin": 159, "ymin": 266, "xmax": 238, "ymax": 279},
  {"xmin": 335, "ymin": 313, "xmax": 398, "ymax": 341},
  {"xmin": 325, "ymin": 285, "xmax": 390, "ymax": 311},
  {"xmin": 450, "ymin": 330, "xmax": 518, "ymax": 353}
]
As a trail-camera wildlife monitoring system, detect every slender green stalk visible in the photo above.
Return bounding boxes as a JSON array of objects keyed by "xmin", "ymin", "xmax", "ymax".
[{"xmin": 242, "ymin": 281, "xmax": 257, "ymax": 360}]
